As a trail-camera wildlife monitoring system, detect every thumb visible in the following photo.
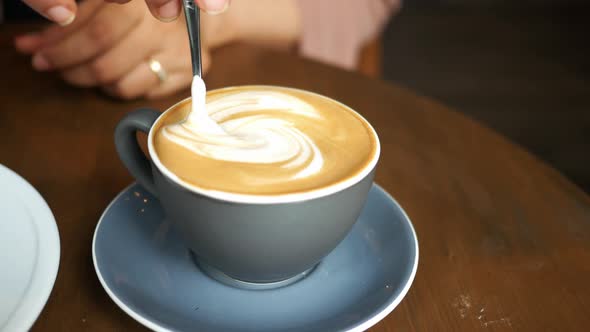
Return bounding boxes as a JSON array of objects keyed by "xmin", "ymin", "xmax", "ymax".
[
  {"xmin": 22, "ymin": 0, "xmax": 77, "ymax": 26},
  {"xmin": 142, "ymin": 0, "xmax": 230, "ymax": 22},
  {"xmin": 196, "ymin": 0, "xmax": 229, "ymax": 15}
]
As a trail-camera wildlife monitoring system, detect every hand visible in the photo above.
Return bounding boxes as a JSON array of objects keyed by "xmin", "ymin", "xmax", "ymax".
[
  {"xmin": 106, "ymin": 0, "xmax": 230, "ymax": 21},
  {"xmin": 14, "ymin": 0, "xmax": 233, "ymax": 99},
  {"xmin": 16, "ymin": 0, "xmax": 300, "ymax": 99},
  {"xmin": 20, "ymin": 0, "xmax": 229, "ymax": 26}
]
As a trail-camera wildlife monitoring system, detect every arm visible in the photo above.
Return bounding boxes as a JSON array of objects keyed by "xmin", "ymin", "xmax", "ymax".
[
  {"xmin": 298, "ymin": 0, "xmax": 401, "ymax": 69},
  {"xmin": 221, "ymin": 0, "xmax": 401, "ymax": 70},
  {"xmin": 211, "ymin": 0, "xmax": 302, "ymax": 51}
]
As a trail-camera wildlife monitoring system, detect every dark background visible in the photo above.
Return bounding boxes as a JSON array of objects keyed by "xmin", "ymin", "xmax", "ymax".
[{"xmin": 382, "ymin": 0, "xmax": 590, "ymax": 192}]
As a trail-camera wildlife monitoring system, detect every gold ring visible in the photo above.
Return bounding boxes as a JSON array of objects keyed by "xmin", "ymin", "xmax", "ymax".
[{"xmin": 148, "ymin": 58, "xmax": 167, "ymax": 84}]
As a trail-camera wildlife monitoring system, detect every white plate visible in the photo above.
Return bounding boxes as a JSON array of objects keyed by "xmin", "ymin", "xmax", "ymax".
[{"xmin": 0, "ymin": 164, "xmax": 60, "ymax": 332}]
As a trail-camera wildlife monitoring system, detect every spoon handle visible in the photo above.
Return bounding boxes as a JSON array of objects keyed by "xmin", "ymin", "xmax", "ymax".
[{"xmin": 183, "ymin": 0, "xmax": 202, "ymax": 77}]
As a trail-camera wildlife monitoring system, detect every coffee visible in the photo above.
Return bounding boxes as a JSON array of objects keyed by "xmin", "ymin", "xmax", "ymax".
[{"xmin": 153, "ymin": 86, "xmax": 378, "ymax": 196}]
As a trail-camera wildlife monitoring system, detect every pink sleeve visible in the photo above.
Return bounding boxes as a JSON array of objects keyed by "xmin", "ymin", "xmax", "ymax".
[{"xmin": 297, "ymin": 0, "xmax": 401, "ymax": 70}]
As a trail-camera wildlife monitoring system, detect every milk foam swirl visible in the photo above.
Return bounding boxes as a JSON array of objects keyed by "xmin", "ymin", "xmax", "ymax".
[{"xmin": 162, "ymin": 78, "xmax": 325, "ymax": 180}]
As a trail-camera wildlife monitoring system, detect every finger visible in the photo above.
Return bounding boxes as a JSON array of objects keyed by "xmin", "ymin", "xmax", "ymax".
[
  {"xmin": 105, "ymin": 61, "xmax": 160, "ymax": 100},
  {"xmin": 106, "ymin": 48, "xmax": 194, "ymax": 100},
  {"xmin": 16, "ymin": 0, "xmax": 104, "ymax": 55},
  {"xmin": 59, "ymin": 18, "xmax": 158, "ymax": 86},
  {"xmin": 37, "ymin": 0, "xmax": 105, "ymax": 47},
  {"xmin": 59, "ymin": 65, "xmax": 95, "ymax": 87},
  {"xmin": 108, "ymin": 0, "xmax": 230, "ymax": 13},
  {"xmin": 147, "ymin": 50, "xmax": 209, "ymax": 98},
  {"xmin": 146, "ymin": 72, "xmax": 192, "ymax": 99},
  {"xmin": 195, "ymin": 0, "xmax": 230, "ymax": 15},
  {"xmin": 144, "ymin": 0, "xmax": 180, "ymax": 22},
  {"xmin": 116, "ymin": 0, "xmax": 229, "ymax": 22},
  {"xmin": 34, "ymin": 2, "xmax": 145, "ymax": 71},
  {"xmin": 22, "ymin": 0, "xmax": 77, "ymax": 26},
  {"xmin": 14, "ymin": 33, "xmax": 44, "ymax": 54}
]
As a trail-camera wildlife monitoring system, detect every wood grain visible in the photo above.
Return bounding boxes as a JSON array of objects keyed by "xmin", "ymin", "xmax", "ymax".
[{"xmin": 1, "ymin": 24, "xmax": 589, "ymax": 332}]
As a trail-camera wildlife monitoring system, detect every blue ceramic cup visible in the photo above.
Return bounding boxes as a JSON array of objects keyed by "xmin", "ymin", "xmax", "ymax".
[{"xmin": 114, "ymin": 86, "xmax": 380, "ymax": 287}]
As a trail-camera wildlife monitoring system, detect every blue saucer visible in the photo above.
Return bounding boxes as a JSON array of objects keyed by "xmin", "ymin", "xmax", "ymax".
[{"xmin": 93, "ymin": 184, "xmax": 418, "ymax": 332}]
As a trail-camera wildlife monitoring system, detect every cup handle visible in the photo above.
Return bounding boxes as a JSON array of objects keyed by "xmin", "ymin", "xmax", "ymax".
[{"xmin": 114, "ymin": 108, "xmax": 161, "ymax": 196}]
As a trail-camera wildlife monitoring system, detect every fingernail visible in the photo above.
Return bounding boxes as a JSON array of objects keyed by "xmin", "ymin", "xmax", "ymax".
[
  {"xmin": 157, "ymin": 1, "xmax": 180, "ymax": 22},
  {"xmin": 46, "ymin": 6, "xmax": 75, "ymax": 26},
  {"xmin": 32, "ymin": 53, "xmax": 51, "ymax": 71},
  {"xmin": 203, "ymin": 0, "xmax": 229, "ymax": 15}
]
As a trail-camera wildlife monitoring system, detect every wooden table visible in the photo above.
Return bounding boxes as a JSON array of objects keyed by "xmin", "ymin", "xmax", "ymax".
[{"xmin": 2, "ymin": 24, "xmax": 589, "ymax": 332}]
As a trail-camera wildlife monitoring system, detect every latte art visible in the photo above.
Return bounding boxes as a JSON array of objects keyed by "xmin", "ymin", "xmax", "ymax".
[
  {"xmin": 153, "ymin": 86, "xmax": 378, "ymax": 195},
  {"xmin": 163, "ymin": 90, "xmax": 324, "ymax": 181}
]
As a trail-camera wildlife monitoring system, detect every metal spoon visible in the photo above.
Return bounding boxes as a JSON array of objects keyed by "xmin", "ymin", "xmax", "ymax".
[{"xmin": 183, "ymin": 0, "xmax": 202, "ymax": 77}]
